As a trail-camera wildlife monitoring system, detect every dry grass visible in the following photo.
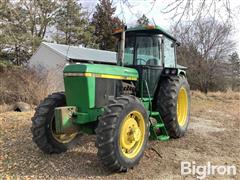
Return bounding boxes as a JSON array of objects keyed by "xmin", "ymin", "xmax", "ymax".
[
  {"xmin": 192, "ymin": 90, "xmax": 240, "ymax": 100},
  {"xmin": 189, "ymin": 90, "xmax": 239, "ymax": 119},
  {"xmin": 0, "ymin": 104, "xmax": 13, "ymax": 113},
  {"xmin": 191, "ymin": 90, "xmax": 207, "ymax": 100},
  {"xmin": 207, "ymin": 89, "xmax": 240, "ymax": 100},
  {"xmin": 0, "ymin": 67, "xmax": 46, "ymax": 105},
  {"xmin": 0, "ymin": 66, "xmax": 63, "ymax": 108}
]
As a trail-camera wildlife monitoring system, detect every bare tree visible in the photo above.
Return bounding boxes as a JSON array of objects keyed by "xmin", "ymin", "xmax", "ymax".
[
  {"xmin": 173, "ymin": 18, "xmax": 236, "ymax": 93},
  {"xmin": 161, "ymin": 0, "xmax": 236, "ymax": 24},
  {"xmin": 118, "ymin": 0, "xmax": 238, "ymax": 24},
  {"xmin": 228, "ymin": 52, "xmax": 240, "ymax": 91}
]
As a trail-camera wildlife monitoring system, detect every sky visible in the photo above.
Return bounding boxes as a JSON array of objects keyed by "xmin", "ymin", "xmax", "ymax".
[{"xmin": 82, "ymin": 0, "xmax": 240, "ymax": 53}]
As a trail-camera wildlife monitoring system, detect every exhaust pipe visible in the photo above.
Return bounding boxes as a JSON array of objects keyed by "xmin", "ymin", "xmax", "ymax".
[{"xmin": 118, "ymin": 26, "xmax": 127, "ymax": 66}]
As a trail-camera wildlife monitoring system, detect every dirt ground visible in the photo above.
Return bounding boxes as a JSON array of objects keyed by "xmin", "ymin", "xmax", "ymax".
[{"xmin": 0, "ymin": 92, "xmax": 239, "ymax": 179}]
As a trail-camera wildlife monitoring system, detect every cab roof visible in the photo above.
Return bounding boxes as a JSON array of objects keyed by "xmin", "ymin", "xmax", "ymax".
[{"xmin": 114, "ymin": 25, "xmax": 177, "ymax": 42}]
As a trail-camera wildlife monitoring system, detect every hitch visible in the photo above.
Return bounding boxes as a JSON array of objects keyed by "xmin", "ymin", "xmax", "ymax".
[{"xmin": 54, "ymin": 106, "xmax": 79, "ymax": 134}]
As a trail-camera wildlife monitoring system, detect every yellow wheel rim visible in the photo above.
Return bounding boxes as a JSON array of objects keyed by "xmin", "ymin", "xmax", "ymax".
[
  {"xmin": 119, "ymin": 111, "xmax": 145, "ymax": 159},
  {"xmin": 52, "ymin": 133, "xmax": 77, "ymax": 144},
  {"xmin": 51, "ymin": 118, "xmax": 77, "ymax": 144},
  {"xmin": 177, "ymin": 87, "xmax": 188, "ymax": 127}
]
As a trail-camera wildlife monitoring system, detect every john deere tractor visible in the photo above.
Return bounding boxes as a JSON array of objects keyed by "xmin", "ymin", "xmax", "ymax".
[{"xmin": 31, "ymin": 25, "xmax": 190, "ymax": 172}]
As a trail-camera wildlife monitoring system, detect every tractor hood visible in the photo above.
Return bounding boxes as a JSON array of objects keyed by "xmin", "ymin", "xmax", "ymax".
[
  {"xmin": 64, "ymin": 63, "xmax": 138, "ymax": 80},
  {"xmin": 63, "ymin": 63, "xmax": 138, "ymax": 113}
]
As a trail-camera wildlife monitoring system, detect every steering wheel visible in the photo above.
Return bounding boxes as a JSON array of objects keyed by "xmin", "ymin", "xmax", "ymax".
[
  {"xmin": 136, "ymin": 58, "xmax": 147, "ymax": 65},
  {"xmin": 146, "ymin": 58, "xmax": 159, "ymax": 66}
]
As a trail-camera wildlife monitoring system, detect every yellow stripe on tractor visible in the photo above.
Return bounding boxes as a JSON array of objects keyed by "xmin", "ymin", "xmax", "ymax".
[{"xmin": 64, "ymin": 72, "xmax": 138, "ymax": 81}]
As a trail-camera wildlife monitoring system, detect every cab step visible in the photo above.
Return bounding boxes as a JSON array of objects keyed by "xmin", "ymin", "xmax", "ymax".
[{"xmin": 150, "ymin": 111, "xmax": 169, "ymax": 141}]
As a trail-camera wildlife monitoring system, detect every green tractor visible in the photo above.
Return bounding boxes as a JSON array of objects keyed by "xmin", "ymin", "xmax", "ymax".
[{"xmin": 31, "ymin": 25, "xmax": 190, "ymax": 172}]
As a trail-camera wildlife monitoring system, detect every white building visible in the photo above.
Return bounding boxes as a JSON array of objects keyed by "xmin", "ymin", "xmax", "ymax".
[
  {"xmin": 29, "ymin": 42, "xmax": 117, "ymax": 90},
  {"xmin": 29, "ymin": 42, "xmax": 117, "ymax": 69}
]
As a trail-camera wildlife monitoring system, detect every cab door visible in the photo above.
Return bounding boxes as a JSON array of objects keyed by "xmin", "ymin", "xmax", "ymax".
[{"xmin": 134, "ymin": 35, "xmax": 163, "ymax": 97}]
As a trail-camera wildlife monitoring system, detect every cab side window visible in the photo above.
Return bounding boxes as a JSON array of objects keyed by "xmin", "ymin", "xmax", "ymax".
[{"xmin": 164, "ymin": 38, "xmax": 175, "ymax": 68}]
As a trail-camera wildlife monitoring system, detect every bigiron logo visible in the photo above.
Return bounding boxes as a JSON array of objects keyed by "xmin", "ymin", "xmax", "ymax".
[{"xmin": 181, "ymin": 161, "xmax": 237, "ymax": 179}]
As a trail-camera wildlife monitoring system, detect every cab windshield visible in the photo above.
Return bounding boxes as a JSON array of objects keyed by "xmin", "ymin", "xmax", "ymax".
[{"xmin": 124, "ymin": 35, "xmax": 161, "ymax": 66}]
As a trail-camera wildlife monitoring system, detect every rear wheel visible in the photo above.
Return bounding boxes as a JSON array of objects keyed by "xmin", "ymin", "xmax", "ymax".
[
  {"xmin": 31, "ymin": 92, "xmax": 78, "ymax": 154},
  {"xmin": 96, "ymin": 95, "xmax": 149, "ymax": 172},
  {"xmin": 154, "ymin": 75, "xmax": 190, "ymax": 138}
]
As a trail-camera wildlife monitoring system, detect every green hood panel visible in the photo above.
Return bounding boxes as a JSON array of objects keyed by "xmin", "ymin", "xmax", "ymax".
[{"xmin": 64, "ymin": 64, "xmax": 138, "ymax": 79}]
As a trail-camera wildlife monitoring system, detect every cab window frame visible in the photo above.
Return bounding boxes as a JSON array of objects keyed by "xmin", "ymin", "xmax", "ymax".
[
  {"xmin": 120, "ymin": 33, "xmax": 163, "ymax": 67},
  {"xmin": 134, "ymin": 35, "xmax": 162, "ymax": 66}
]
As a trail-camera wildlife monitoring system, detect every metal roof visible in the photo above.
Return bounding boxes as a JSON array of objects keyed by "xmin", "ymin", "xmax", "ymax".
[{"xmin": 42, "ymin": 42, "xmax": 117, "ymax": 64}]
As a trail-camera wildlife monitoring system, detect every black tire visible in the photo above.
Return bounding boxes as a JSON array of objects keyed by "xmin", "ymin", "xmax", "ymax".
[
  {"xmin": 153, "ymin": 75, "xmax": 190, "ymax": 138},
  {"xmin": 31, "ymin": 92, "xmax": 78, "ymax": 154},
  {"xmin": 96, "ymin": 95, "xmax": 149, "ymax": 172}
]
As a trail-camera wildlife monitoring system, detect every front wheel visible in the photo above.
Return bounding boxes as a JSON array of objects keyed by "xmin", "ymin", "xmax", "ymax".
[
  {"xmin": 31, "ymin": 92, "xmax": 78, "ymax": 154},
  {"xmin": 96, "ymin": 95, "xmax": 149, "ymax": 172}
]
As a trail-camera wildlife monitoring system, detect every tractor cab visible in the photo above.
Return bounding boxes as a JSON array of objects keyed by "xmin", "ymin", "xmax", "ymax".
[{"xmin": 114, "ymin": 25, "xmax": 179, "ymax": 97}]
